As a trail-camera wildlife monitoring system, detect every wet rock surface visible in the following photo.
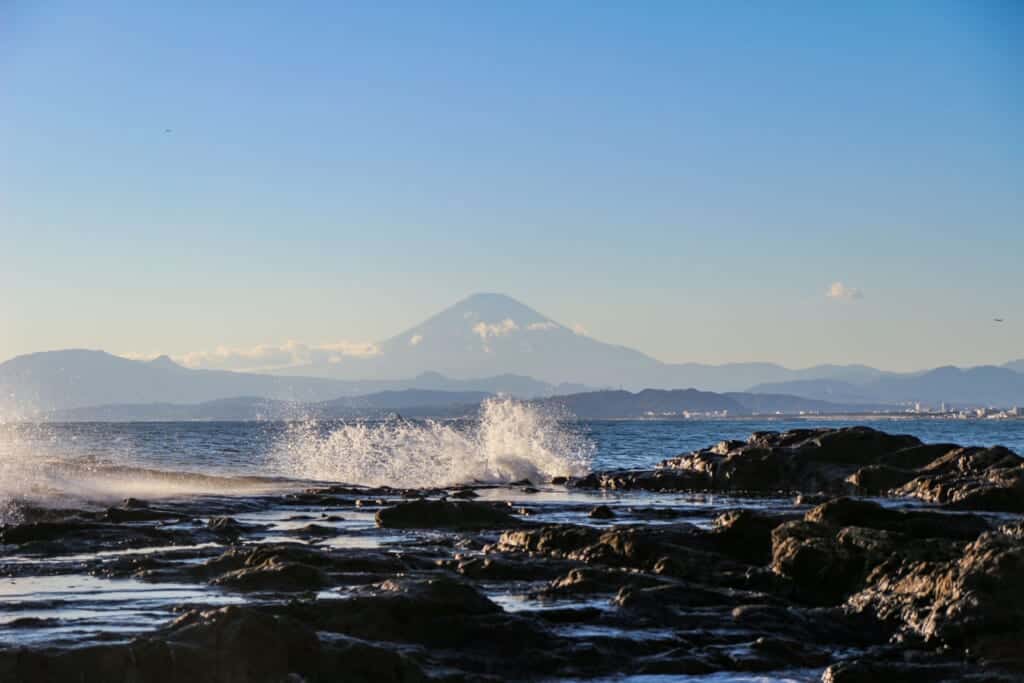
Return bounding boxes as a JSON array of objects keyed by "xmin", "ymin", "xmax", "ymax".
[
  {"xmin": 0, "ymin": 426, "xmax": 1021, "ymax": 682},
  {"xmin": 375, "ymin": 498, "xmax": 523, "ymax": 530},
  {"xmin": 576, "ymin": 426, "xmax": 1024, "ymax": 511}
]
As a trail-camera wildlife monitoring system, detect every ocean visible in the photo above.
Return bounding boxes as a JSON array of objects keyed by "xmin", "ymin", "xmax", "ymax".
[{"xmin": 3, "ymin": 405, "xmax": 1022, "ymax": 512}]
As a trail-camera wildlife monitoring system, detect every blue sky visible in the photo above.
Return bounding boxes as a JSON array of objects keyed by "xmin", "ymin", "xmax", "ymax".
[{"xmin": 2, "ymin": 1, "xmax": 1021, "ymax": 370}]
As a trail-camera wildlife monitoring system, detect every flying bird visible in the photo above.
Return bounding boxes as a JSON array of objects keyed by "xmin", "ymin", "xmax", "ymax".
[
  {"xmin": 993, "ymin": 318, "xmax": 1004, "ymax": 323},
  {"xmin": 164, "ymin": 128, "xmax": 173, "ymax": 133}
]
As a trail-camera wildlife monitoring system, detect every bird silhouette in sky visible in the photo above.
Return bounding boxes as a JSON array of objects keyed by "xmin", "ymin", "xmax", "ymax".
[{"xmin": 993, "ymin": 318, "xmax": 1004, "ymax": 323}]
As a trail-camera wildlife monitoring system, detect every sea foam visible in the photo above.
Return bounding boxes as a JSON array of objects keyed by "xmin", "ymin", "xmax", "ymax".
[{"xmin": 268, "ymin": 398, "xmax": 594, "ymax": 488}]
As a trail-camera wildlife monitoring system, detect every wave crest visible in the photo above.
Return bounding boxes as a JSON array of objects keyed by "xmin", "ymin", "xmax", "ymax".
[{"xmin": 268, "ymin": 398, "xmax": 593, "ymax": 488}]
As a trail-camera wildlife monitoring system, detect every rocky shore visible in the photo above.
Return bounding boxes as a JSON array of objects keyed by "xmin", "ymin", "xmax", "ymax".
[{"xmin": 0, "ymin": 426, "xmax": 1021, "ymax": 682}]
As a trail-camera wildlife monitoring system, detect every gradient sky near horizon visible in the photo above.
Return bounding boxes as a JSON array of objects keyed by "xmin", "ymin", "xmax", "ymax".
[{"xmin": 2, "ymin": 1, "xmax": 1021, "ymax": 371}]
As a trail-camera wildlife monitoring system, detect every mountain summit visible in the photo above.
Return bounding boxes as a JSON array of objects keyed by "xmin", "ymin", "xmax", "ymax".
[{"xmin": 304, "ymin": 293, "xmax": 661, "ymax": 385}]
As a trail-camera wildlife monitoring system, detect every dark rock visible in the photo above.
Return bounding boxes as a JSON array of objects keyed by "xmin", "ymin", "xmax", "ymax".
[
  {"xmin": 375, "ymin": 499, "xmax": 520, "ymax": 530},
  {"xmin": 497, "ymin": 525, "xmax": 602, "ymax": 556},
  {"xmin": 204, "ymin": 544, "xmax": 338, "ymax": 574},
  {"xmin": 303, "ymin": 577, "xmax": 497, "ymax": 640},
  {"xmin": 317, "ymin": 634, "xmax": 428, "ymax": 682},
  {"xmin": 165, "ymin": 606, "xmax": 322, "ymax": 679},
  {"xmin": 770, "ymin": 499, "xmax": 986, "ymax": 605},
  {"xmin": 744, "ymin": 635, "xmax": 832, "ymax": 669},
  {"xmin": 0, "ymin": 605, "xmax": 322, "ymax": 683},
  {"xmin": 205, "ymin": 516, "xmax": 253, "ymax": 540},
  {"xmin": 593, "ymin": 426, "xmax": 928, "ymax": 495},
  {"xmin": 730, "ymin": 604, "xmax": 879, "ymax": 645},
  {"xmin": 847, "ymin": 521, "xmax": 1024, "ymax": 669},
  {"xmin": 0, "ymin": 519, "xmax": 180, "ymax": 552},
  {"xmin": 614, "ymin": 581, "xmax": 744, "ymax": 613},
  {"xmin": 588, "ymin": 505, "xmax": 615, "ymax": 519},
  {"xmin": 710, "ymin": 509, "xmax": 795, "ymax": 564},
  {"xmin": 443, "ymin": 554, "xmax": 577, "ymax": 582},
  {"xmin": 574, "ymin": 468, "xmax": 710, "ymax": 492},
  {"xmin": 103, "ymin": 506, "xmax": 184, "ymax": 523},
  {"xmin": 290, "ymin": 523, "xmax": 337, "ymax": 538},
  {"xmin": 212, "ymin": 558, "xmax": 329, "ymax": 592},
  {"xmin": 895, "ymin": 449, "xmax": 1024, "ymax": 512},
  {"xmin": 807, "ymin": 427, "xmax": 921, "ymax": 465},
  {"xmin": 878, "ymin": 443, "xmax": 960, "ymax": 469},
  {"xmin": 498, "ymin": 522, "xmax": 763, "ymax": 584},
  {"xmin": 846, "ymin": 464, "xmax": 918, "ymax": 494},
  {"xmin": 543, "ymin": 566, "xmax": 666, "ymax": 597},
  {"xmin": 821, "ymin": 657, "xmax": 1021, "ymax": 683},
  {"xmin": 582, "ymin": 427, "xmax": 1023, "ymax": 513},
  {"xmin": 804, "ymin": 497, "xmax": 990, "ymax": 540}
]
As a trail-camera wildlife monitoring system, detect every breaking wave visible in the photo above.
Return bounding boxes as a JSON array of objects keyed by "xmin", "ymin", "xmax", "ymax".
[
  {"xmin": 0, "ymin": 423, "xmax": 281, "ymax": 524},
  {"xmin": 268, "ymin": 398, "xmax": 594, "ymax": 488},
  {"xmin": 0, "ymin": 399, "xmax": 593, "ymax": 523}
]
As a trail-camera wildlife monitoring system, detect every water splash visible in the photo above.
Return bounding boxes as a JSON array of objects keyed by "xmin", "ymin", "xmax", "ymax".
[
  {"xmin": 0, "ymin": 423, "xmax": 55, "ymax": 524},
  {"xmin": 0, "ymin": 423, "xmax": 281, "ymax": 524},
  {"xmin": 268, "ymin": 398, "xmax": 594, "ymax": 488}
]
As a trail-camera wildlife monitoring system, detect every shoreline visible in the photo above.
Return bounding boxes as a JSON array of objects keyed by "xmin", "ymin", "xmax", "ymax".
[{"xmin": 1, "ymin": 425, "xmax": 1022, "ymax": 681}]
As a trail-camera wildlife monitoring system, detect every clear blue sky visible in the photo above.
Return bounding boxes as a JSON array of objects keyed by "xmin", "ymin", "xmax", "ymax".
[{"xmin": 2, "ymin": 1, "xmax": 1021, "ymax": 370}]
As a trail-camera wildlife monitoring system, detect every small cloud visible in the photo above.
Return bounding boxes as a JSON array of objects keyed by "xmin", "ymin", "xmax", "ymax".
[
  {"xmin": 825, "ymin": 282, "xmax": 863, "ymax": 301},
  {"xmin": 119, "ymin": 351, "xmax": 161, "ymax": 361},
  {"xmin": 472, "ymin": 319, "xmax": 519, "ymax": 342},
  {"xmin": 527, "ymin": 321, "xmax": 559, "ymax": 331},
  {"xmin": 409, "ymin": 334, "xmax": 424, "ymax": 347},
  {"xmin": 316, "ymin": 341, "xmax": 381, "ymax": 363},
  {"xmin": 571, "ymin": 323, "xmax": 589, "ymax": 336}
]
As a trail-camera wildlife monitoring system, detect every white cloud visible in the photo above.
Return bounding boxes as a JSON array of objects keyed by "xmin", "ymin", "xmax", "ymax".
[
  {"xmin": 316, "ymin": 341, "xmax": 382, "ymax": 364},
  {"xmin": 409, "ymin": 334, "xmax": 423, "ymax": 346},
  {"xmin": 825, "ymin": 282, "xmax": 864, "ymax": 301},
  {"xmin": 471, "ymin": 318, "xmax": 519, "ymax": 341},
  {"xmin": 119, "ymin": 351, "xmax": 161, "ymax": 361},
  {"xmin": 571, "ymin": 322, "xmax": 589, "ymax": 336},
  {"xmin": 172, "ymin": 339, "xmax": 380, "ymax": 371},
  {"xmin": 527, "ymin": 321, "xmax": 559, "ymax": 331}
]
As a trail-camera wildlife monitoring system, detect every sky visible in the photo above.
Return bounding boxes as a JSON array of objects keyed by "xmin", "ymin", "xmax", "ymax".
[{"xmin": 1, "ymin": 1, "xmax": 1021, "ymax": 372}]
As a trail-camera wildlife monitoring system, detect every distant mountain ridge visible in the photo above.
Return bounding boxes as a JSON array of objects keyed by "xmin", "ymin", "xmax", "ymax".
[
  {"xmin": 46, "ymin": 387, "xmax": 882, "ymax": 422},
  {"xmin": 754, "ymin": 365, "xmax": 1024, "ymax": 407},
  {"xmin": 2, "ymin": 293, "xmax": 1021, "ymax": 413},
  {"xmin": 46, "ymin": 389, "xmax": 493, "ymax": 422},
  {"xmin": 0, "ymin": 349, "xmax": 581, "ymax": 414}
]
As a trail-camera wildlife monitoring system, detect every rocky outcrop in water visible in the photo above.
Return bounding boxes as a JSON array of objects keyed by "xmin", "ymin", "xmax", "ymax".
[{"xmin": 574, "ymin": 426, "xmax": 1024, "ymax": 513}]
